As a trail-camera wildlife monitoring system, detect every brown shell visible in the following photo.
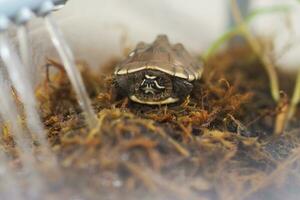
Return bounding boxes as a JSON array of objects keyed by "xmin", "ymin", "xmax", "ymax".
[{"xmin": 114, "ymin": 35, "xmax": 203, "ymax": 81}]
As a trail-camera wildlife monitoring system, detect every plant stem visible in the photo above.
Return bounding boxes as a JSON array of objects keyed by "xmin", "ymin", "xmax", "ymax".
[
  {"xmin": 204, "ymin": 4, "xmax": 292, "ymax": 61},
  {"xmin": 289, "ymin": 69, "xmax": 300, "ymax": 118},
  {"xmin": 203, "ymin": 27, "xmax": 240, "ymax": 60},
  {"xmin": 230, "ymin": 0, "xmax": 280, "ymax": 102}
]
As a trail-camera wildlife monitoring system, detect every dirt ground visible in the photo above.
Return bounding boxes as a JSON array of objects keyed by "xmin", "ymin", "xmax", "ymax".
[{"xmin": 2, "ymin": 44, "xmax": 300, "ymax": 200}]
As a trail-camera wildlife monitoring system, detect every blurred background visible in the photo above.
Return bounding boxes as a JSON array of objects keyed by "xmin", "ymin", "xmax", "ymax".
[
  {"xmin": 27, "ymin": 0, "xmax": 300, "ymax": 72},
  {"xmin": 1, "ymin": 1, "xmax": 300, "ymax": 199}
]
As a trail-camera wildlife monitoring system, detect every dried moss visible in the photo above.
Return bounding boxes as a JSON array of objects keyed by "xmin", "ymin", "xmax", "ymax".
[{"xmin": 2, "ymin": 45, "xmax": 300, "ymax": 200}]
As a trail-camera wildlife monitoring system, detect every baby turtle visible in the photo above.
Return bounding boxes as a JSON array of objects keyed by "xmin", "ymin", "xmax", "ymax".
[{"xmin": 114, "ymin": 35, "xmax": 203, "ymax": 105}]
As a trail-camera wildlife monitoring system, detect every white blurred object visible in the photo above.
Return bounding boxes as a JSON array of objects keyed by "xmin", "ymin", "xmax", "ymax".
[
  {"xmin": 28, "ymin": 0, "xmax": 227, "ymax": 69},
  {"xmin": 250, "ymin": 0, "xmax": 300, "ymax": 69},
  {"xmin": 28, "ymin": 0, "xmax": 300, "ymax": 70}
]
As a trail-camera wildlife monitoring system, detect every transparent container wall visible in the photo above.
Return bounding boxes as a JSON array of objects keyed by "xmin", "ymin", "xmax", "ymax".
[{"xmin": 1, "ymin": 0, "xmax": 300, "ymax": 199}]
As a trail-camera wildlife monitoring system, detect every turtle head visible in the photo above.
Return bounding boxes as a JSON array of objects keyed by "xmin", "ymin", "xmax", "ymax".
[{"xmin": 115, "ymin": 69, "xmax": 193, "ymax": 105}]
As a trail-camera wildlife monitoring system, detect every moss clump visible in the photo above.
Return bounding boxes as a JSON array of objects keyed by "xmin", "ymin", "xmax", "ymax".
[{"xmin": 2, "ymin": 45, "xmax": 300, "ymax": 200}]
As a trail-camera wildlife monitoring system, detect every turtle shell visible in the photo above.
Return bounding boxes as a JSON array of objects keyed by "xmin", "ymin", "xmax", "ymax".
[{"xmin": 114, "ymin": 35, "xmax": 203, "ymax": 82}]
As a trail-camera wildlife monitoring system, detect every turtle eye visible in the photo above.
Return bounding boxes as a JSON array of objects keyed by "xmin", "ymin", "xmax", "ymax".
[
  {"xmin": 156, "ymin": 77, "xmax": 165, "ymax": 85},
  {"xmin": 128, "ymin": 50, "xmax": 136, "ymax": 57}
]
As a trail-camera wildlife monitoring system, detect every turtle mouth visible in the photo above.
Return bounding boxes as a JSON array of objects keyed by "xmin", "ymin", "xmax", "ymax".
[
  {"xmin": 129, "ymin": 95, "xmax": 179, "ymax": 105},
  {"xmin": 132, "ymin": 70, "xmax": 175, "ymax": 104},
  {"xmin": 140, "ymin": 74, "xmax": 166, "ymax": 95}
]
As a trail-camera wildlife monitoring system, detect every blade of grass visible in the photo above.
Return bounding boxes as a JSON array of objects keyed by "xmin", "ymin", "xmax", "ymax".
[
  {"xmin": 230, "ymin": 0, "xmax": 280, "ymax": 101},
  {"xmin": 203, "ymin": 27, "xmax": 241, "ymax": 59},
  {"xmin": 245, "ymin": 5, "xmax": 292, "ymax": 23},
  {"xmin": 289, "ymin": 64, "xmax": 300, "ymax": 119},
  {"xmin": 289, "ymin": 1, "xmax": 300, "ymax": 119},
  {"xmin": 203, "ymin": 4, "xmax": 292, "ymax": 60}
]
